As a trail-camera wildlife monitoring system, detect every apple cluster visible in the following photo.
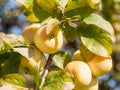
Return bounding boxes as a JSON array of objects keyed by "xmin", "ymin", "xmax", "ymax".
[
  {"xmin": 21, "ymin": 18, "xmax": 112, "ymax": 90},
  {"xmin": 65, "ymin": 50, "xmax": 112, "ymax": 90},
  {"xmin": 21, "ymin": 18, "xmax": 63, "ymax": 74}
]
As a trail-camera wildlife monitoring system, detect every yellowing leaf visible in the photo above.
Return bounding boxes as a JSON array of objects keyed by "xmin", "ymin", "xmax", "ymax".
[
  {"xmin": 43, "ymin": 71, "xmax": 74, "ymax": 90},
  {"xmin": 36, "ymin": 0, "xmax": 59, "ymax": 13},
  {"xmin": 52, "ymin": 51, "xmax": 72, "ymax": 69},
  {"xmin": 2, "ymin": 74, "xmax": 26, "ymax": 86},
  {"xmin": 65, "ymin": 0, "xmax": 88, "ymax": 12},
  {"xmin": 64, "ymin": 0, "xmax": 94, "ymax": 18}
]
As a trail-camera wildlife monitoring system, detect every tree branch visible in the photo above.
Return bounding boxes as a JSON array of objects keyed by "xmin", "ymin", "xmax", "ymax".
[{"xmin": 40, "ymin": 55, "xmax": 52, "ymax": 88}]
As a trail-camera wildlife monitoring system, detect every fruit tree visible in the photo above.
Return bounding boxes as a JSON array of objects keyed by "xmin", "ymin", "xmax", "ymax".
[{"xmin": 0, "ymin": 0, "xmax": 115, "ymax": 90}]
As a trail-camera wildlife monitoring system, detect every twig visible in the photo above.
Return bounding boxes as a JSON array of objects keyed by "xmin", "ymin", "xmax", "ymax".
[{"xmin": 40, "ymin": 55, "xmax": 52, "ymax": 88}]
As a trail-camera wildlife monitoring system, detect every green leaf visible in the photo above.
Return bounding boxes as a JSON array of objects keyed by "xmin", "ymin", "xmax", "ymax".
[
  {"xmin": 52, "ymin": 51, "xmax": 72, "ymax": 69},
  {"xmin": 43, "ymin": 71, "xmax": 74, "ymax": 90},
  {"xmin": 25, "ymin": 1, "xmax": 51, "ymax": 22},
  {"xmin": 34, "ymin": 70, "xmax": 42, "ymax": 90},
  {"xmin": 0, "ymin": 40, "xmax": 13, "ymax": 54},
  {"xmin": 36, "ymin": 0, "xmax": 59, "ymax": 13},
  {"xmin": 65, "ymin": 0, "xmax": 88, "ymax": 11},
  {"xmin": 79, "ymin": 25, "xmax": 113, "ymax": 57},
  {"xmin": 83, "ymin": 14, "xmax": 114, "ymax": 36},
  {"xmin": 13, "ymin": 47, "xmax": 31, "ymax": 59},
  {"xmin": 0, "ymin": 52, "xmax": 20, "ymax": 77},
  {"xmin": 2, "ymin": 74, "xmax": 26, "ymax": 86},
  {"xmin": 24, "ymin": 4, "xmax": 41, "ymax": 22},
  {"xmin": 13, "ymin": 46, "xmax": 39, "ymax": 60},
  {"xmin": 79, "ymin": 43, "xmax": 95, "ymax": 61},
  {"xmin": 3, "ymin": 34, "xmax": 30, "ymax": 47},
  {"xmin": 0, "ymin": 33, "xmax": 30, "ymax": 54},
  {"xmin": 0, "ymin": 33, "xmax": 12, "ymax": 54},
  {"xmin": 61, "ymin": 22, "xmax": 77, "ymax": 42},
  {"xmin": 65, "ymin": 6, "xmax": 94, "ymax": 18},
  {"xmin": 0, "ymin": 52, "xmax": 9, "ymax": 61},
  {"xmin": 16, "ymin": 0, "xmax": 51, "ymax": 22},
  {"xmin": 64, "ymin": 0, "xmax": 94, "ymax": 18},
  {"xmin": 0, "ymin": 78, "xmax": 2, "ymax": 86},
  {"xmin": 35, "ymin": 0, "xmax": 63, "ymax": 20}
]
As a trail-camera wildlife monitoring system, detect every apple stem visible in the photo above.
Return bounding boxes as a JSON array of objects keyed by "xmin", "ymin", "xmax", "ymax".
[{"xmin": 40, "ymin": 54, "xmax": 52, "ymax": 88}]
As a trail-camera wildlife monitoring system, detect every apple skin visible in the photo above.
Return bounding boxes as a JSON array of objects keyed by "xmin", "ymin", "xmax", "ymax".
[
  {"xmin": 34, "ymin": 23, "xmax": 63, "ymax": 54},
  {"xmin": 74, "ymin": 76, "xmax": 98, "ymax": 90},
  {"xmin": 65, "ymin": 61, "xmax": 92, "ymax": 86},
  {"xmin": 46, "ymin": 18, "xmax": 59, "ymax": 35},
  {"xmin": 22, "ymin": 23, "xmax": 41, "ymax": 44},
  {"xmin": 72, "ymin": 50, "xmax": 112, "ymax": 76},
  {"xmin": 87, "ymin": 55, "xmax": 112, "ymax": 76},
  {"xmin": 20, "ymin": 47, "xmax": 46, "ymax": 75}
]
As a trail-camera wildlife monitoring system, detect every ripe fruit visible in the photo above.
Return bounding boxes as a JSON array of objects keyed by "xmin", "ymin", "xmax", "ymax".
[
  {"xmin": 72, "ymin": 50, "xmax": 83, "ymax": 61},
  {"xmin": 87, "ymin": 55, "xmax": 112, "ymax": 76},
  {"xmin": 34, "ymin": 19, "xmax": 63, "ymax": 54},
  {"xmin": 20, "ymin": 47, "xmax": 46, "ymax": 75},
  {"xmin": 74, "ymin": 76, "xmax": 98, "ymax": 90},
  {"xmin": 65, "ymin": 61, "xmax": 92, "ymax": 86},
  {"xmin": 22, "ymin": 23, "xmax": 41, "ymax": 44},
  {"xmin": 46, "ymin": 18, "xmax": 59, "ymax": 35}
]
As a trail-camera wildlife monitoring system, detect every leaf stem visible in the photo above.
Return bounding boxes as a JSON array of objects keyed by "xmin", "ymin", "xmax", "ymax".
[{"xmin": 40, "ymin": 55, "xmax": 52, "ymax": 88}]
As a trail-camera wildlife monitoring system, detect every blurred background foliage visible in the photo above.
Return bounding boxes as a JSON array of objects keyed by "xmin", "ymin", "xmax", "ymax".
[{"xmin": 0, "ymin": 0, "xmax": 120, "ymax": 90}]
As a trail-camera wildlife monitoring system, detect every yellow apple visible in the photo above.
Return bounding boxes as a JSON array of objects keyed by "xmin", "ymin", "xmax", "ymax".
[
  {"xmin": 65, "ymin": 61, "xmax": 92, "ymax": 86},
  {"xmin": 34, "ymin": 19, "xmax": 63, "ymax": 54},
  {"xmin": 20, "ymin": 47, "xmax": 46, "ymax": 75},
  {"xmin": 22, "ymin": 23, "xmax": 41, "ymax": 44},
  {"xmin": 87, "ymin": 55, "xmax": 112, "ymax": 76},
  {"xmin": 72, "ymin": 50, "xmax": 83, "ymax": 61},
  {"xmin": 74, "ymin": 76, "xmax": 98, "ymax": 90},
  {"xmin": 46, "ymin": 18, "xmax": 59, "ymax": 35}
]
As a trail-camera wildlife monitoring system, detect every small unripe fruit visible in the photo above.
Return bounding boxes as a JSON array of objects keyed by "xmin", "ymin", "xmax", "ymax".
[
  {"xmin": 22, "ymin": 23, "xmax": 41, "ymax": 44},
  {"xmin": 87, "ymin": 56, "xmax": 112, "ymax": 76},
  {"xmin": 65, "ymin": 61, "xmax": 92, "ymax": 86},
  {"xmin": 34, "ymin": 19, "xmax": 63, "ymax": 54},
  {"xmin": 20, "ymin": 47, "xmax": 46, "ymax": 75}
]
